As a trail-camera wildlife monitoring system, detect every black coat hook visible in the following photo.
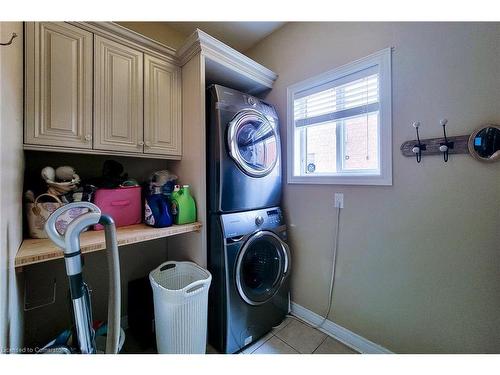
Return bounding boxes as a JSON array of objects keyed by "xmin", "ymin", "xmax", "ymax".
[
  {"xmin": 439, "ymin": 119, "xmax": 454, "ymax": 162},
  {"xmin": 411, "ymin": 122, "xmax": 426, "ymax": 163},
  {"xmin": 0, "ymin": 32, "xmax": 17, "ymax": 46}
]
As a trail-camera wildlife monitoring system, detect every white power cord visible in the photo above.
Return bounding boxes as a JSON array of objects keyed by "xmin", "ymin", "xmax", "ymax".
[
  {"xmin": 320, "ymin": 206, "xmax": 342, "ymax": 326},
  {"xmin": 281, "ymin": 207, "xmax": 342, "ymax": 329}
]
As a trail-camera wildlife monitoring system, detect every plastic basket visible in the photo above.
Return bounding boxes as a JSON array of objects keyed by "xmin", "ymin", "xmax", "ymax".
[{"xmin": 149, "ymin": 261, "xmax": 212, "ymax": 354}]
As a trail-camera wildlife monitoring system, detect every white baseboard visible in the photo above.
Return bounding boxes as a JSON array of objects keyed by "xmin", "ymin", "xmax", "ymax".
[{"xmin": 290, "ymin": 302, "xmax": 393, "ymax": 354}]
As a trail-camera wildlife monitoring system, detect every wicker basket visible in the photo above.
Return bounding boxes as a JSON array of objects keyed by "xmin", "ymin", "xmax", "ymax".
[{"xmin": 149, "ymin": 261, "xmax": 212, "ymax": 354}]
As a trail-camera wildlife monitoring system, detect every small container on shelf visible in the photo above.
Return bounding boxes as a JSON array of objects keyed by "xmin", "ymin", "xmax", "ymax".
[
  {"xmin": 170, "ymin": 185, "xmax": 197, "ymax": 225},
  {"xmin": 93, "ymin": 186, "xmax": 142, "ymax": 230},
  {"xmin": 144, "ymin": 186, "xmax": 173, "ymax": 228}
]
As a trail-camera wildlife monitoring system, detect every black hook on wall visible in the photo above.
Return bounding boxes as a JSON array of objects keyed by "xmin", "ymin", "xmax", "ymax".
[
  {"xmin": 411, "ymin": 122, "xmax": 426, "ymax": 163},
  {"xmin": 439, "ymin": 119, "xmax": 454, "ymax": 162},
  {"xmin": 0, "ymin": 32, "xmax": 17, "ymax": 46}
]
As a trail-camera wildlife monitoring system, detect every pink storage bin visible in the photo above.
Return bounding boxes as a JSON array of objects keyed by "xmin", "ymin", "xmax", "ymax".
[{"xmin": 93, "ymin": 186, "xmax": 142, "ymax": 230}]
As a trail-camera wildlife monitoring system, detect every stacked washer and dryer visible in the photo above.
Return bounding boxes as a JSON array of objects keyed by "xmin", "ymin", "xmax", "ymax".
[{"xmin": 207, "ymin": 85, "xmax": 291, "ymax": 353}]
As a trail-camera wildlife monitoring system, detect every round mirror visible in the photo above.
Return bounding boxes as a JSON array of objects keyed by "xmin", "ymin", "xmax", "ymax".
[{"xmin": 468, "ymin": 124, "xmax": 500, "ymax": 162}]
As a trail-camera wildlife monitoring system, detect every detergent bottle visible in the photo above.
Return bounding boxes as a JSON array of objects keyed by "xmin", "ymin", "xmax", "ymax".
[
  {"xmin": 144, "ymin": 186, "xmax": 173, "ymax": 228},
  {"xmin": 170, "ymin": 185, "xmax": 181, "ymax": 217},
  {"xmin": 171, "ymin": 185, "xmax": 196, "ymax": 225}
]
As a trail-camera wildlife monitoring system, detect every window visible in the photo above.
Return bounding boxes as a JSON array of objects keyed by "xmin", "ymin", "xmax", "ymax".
[{"xmin": 287, "ymin": 48, "xmax": 392, "ymax": 185}]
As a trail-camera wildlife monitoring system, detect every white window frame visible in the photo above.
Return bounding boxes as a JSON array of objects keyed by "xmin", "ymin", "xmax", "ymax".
[{"xmin": 287, "ymin": 48, "xmax": 392, "ymax": 186}]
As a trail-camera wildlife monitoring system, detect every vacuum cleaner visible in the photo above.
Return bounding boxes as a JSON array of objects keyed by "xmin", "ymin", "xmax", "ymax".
[{"xmin": 42, "ymin": 202, "xmax": 121, "ymax": 354}]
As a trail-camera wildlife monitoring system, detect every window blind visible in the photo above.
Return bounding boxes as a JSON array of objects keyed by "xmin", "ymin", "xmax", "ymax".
[{"xmin": 294, "ymin": 67, "xmax": 379, "ymax": 128}]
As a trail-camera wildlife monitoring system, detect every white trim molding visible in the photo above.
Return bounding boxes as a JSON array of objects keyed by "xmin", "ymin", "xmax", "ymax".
[
  {"xmin": 68, "ymin": 24, "xmax": 277, "ymax": 96},
  {"xmin": 71, "ymin": 22, "xmax": 178, "ymax": 63},
  {"xmin": 287, "ymin": 48, "xmax": 393, "ymax": 186},
  {"xmin": 291, "ymin": 302, "xmax": 393, "ymax": 354},
  {"xmin": 177, "ymin": 29, "xmax": 277, "ymax": 93}
]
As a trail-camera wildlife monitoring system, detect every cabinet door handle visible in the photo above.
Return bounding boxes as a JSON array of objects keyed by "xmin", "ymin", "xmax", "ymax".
[
  {"xmin": 138, "ymin": 141, "xmax": 144, "ymax": 146},
  {"xmin": 84, "ymin": 134, "xmax": 92, "ymax": 141},
  {"xmin": 145, "ymin": 141, "xmax": 151, "ymax": 148}
]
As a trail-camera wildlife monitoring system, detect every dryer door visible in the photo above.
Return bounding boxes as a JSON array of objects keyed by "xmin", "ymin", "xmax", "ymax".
[
  {"xmin": 227, "ymin": 109, "xmax": 279, "ymax": 178},
  {"xmin": 235, "ymin": 231, "xmax": 290, "ymax": 306}
]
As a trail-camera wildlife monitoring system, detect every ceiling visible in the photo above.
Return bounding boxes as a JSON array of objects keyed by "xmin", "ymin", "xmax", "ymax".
[{"xmin": 166, "ymin": 22, "xmax": 285, "ymax": 52}]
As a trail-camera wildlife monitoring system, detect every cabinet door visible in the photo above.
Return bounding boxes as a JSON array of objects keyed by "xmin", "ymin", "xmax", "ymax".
[
  {"xmin": 25, "ymin": 22, "xmax": 93, "ymax": 148},
  {"xmin": 94, "ymin": 35, "xmax": 143, "ymax": 153},
  {"xmin": 144, "ymin": 54, "xmax": 182, "ymax": 156}
]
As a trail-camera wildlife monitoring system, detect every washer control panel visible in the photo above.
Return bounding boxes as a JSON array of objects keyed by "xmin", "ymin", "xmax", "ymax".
[
  {"xmin": 265, "ymin": 208, "xmax": 283, "ymax": 226},
  {"xmin": 221, "ymin": 206, "xmax": 284, "ymax": 238}
]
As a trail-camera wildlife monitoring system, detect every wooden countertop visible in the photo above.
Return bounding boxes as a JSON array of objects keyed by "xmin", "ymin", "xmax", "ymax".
[{"xmin": 15, "ymin": 222, "xmax": 202, "ymax": 268}]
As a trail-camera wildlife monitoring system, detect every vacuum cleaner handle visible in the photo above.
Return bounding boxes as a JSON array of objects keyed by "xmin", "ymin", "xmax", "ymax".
[
  {"xmin": 45, "ymin": 202, "xmax": 101, "ymax": 250},
  {"xmin": 46, "ymin": 203, "xmax": 102, "ymax": 353},
  {"xmin": 44, "ymin": 203, "xmax": 121, "ymax": 354}
]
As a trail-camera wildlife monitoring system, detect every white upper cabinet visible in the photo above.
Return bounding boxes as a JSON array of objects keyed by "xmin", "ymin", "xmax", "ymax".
[
  {"xmin": 25, "ymin": 22, "xmax": 93, "ymax": 148},
  {"xmin": 144, "ymin": 54, "xmax": 182, "ymax": 156},
  {"xmin": 93, "ymin": 35, "xmax": 144, "ymax": 153},
  {"xmin": 24, "ymin": 22, "xmax": 182, "ymax": 159},
  {"xmin": 23, "ymin": 23, "xmax": 277, "ymax": 161}
]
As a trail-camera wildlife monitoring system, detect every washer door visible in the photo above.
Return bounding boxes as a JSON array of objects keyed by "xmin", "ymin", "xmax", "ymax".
[
  {"xmin": 236, "ymin": 231, "xmax": 290, "ymax": 306},
  {"xmin": 227, "ymin": 109, "xmax": 278, "ymax": 177}
]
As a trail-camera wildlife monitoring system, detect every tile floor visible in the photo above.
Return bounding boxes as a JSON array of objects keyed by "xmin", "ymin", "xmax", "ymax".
[
  {"xmin": 123, "ymin": 316, "xmax": 359, "ymax": 354},
  {"xmin": 236, "ymin": 317, "xmax": 359, "ymax": 355}
]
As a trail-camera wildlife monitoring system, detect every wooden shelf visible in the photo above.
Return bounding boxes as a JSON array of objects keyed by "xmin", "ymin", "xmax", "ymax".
[{"xmin": 15, "ymin": 222, "xmax": 202, "ymax": 268}]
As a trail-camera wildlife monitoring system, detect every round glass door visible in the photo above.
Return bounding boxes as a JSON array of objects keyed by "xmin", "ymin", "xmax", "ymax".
[
  {"xmin": 227, "ymin": 110, "xmax": 278, "ymax": 177},
  {"xmin": 236, "ymin": 231, "xmax": 289, "ymax": 305}
]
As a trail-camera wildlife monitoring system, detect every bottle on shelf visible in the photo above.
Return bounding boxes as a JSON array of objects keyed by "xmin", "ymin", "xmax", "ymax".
[
  {"xmin": 144, "ymin": 185, "xmax": 173, "ymax": 228},
  {"xmin": 170, "ymin": 185, "xmax": 196, "ymax": 225}
]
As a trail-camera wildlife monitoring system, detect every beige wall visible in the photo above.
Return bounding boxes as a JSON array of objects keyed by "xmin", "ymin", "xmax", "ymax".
[
  {"xmin": 0, "ymin": 22, "xmax": 24, "ymax": 352},
  {"xmin": 116, "ymin": 22, "xmax": 186, "ymax": 49},
  {"xmin": 247, "ymin": 22, "xmax": 500, "ymax": 353}
]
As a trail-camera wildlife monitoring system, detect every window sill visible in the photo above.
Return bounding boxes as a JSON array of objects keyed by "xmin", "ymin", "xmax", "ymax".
[{"xmin": 287, "ymin": 175, "xmax": 392, "ymax": 186}]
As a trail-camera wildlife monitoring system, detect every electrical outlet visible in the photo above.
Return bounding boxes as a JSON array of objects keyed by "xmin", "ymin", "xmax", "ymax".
[{"xmin": 334, "ymin": 193, "xmax": 344, "ymax": 208}]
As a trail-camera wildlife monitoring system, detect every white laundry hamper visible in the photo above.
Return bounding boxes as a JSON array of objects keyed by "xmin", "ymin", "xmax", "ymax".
[{"xmin": 149, "ymin": 261, "xmax": 212, "ymax": 354}]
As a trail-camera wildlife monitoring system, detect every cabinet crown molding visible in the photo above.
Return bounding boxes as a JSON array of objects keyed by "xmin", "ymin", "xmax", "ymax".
[
  {"xmin": 73, "ymin": 23, "xmax": 277, "ymax": 94},
  {"xmin": 177, "ymin": 28, "xmax": 278, "ymax": 93},
  {"xmin": 71, "ymin": 22, "xmax": 178, "ymax": 63}
]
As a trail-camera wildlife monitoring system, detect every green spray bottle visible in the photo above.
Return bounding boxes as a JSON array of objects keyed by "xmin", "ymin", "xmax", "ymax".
[{"xmin": 170, "ymin": 185, "xmax": 197, "ymax": 224}]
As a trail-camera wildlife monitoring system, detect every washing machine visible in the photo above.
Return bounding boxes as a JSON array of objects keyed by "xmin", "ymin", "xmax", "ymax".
[
  {"xmin": 208, "ymin": 207, "xmax": 291, "ymax": 354},
  {"xmin": 207, "ymin": 85, "xmax": 282, "ymax": 214}
]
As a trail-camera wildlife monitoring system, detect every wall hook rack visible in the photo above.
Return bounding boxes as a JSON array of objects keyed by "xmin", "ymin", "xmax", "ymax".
[
  {"xmin": 0, "ymin": 32, "xmax": 17, "ymax": 46},
  {"xmin": 401, "ymin": 121, "xmax": 470, "ymax": 161}
]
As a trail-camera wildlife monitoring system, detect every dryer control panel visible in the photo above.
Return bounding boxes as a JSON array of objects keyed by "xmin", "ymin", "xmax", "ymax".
[
  {"xmin": 220, "ymin": 206, "xmax": 284, "ymax": 238},
  {"xmin": 212, "ymin": 84, "xmax": 278, "ymax": 120}
]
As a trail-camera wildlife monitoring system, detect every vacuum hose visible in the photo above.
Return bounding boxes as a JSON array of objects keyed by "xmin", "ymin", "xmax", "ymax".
[{"xmin": 100, "ymin": 215, "xmax": 121, "ymax": 354}]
